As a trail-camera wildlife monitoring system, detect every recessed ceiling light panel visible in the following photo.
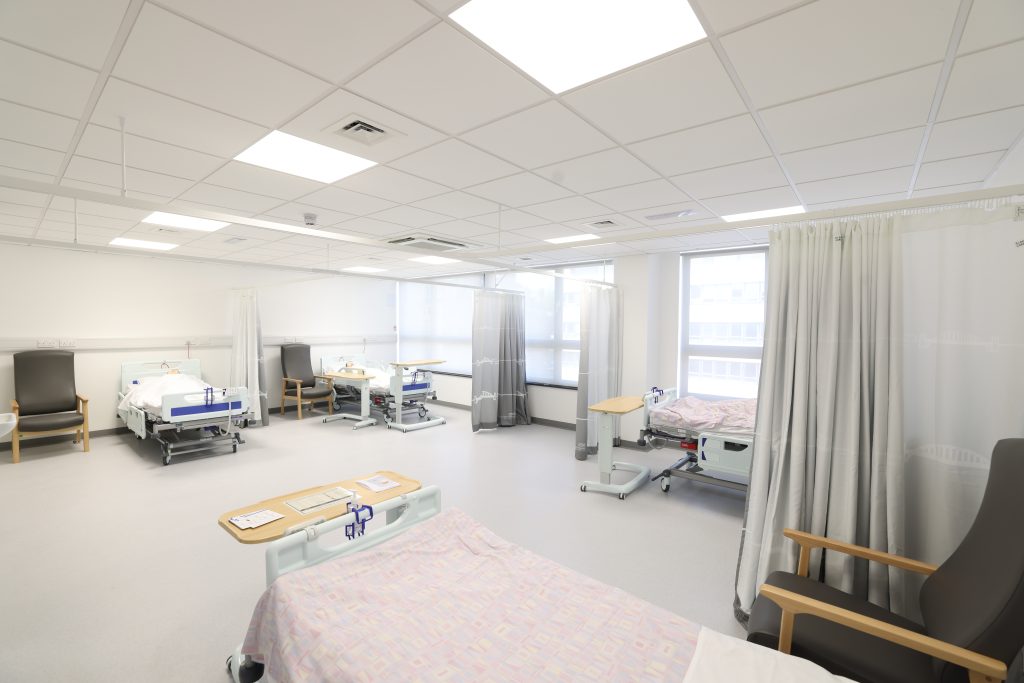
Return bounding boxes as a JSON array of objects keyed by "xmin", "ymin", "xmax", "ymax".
[
  {"xmin": 343, "ymin": 266, "xmax": 387, "ymax": 274},
  {"xmin": 545, "ymin": 233, "xmax": 600, "ymax": 244},
  {"xmin": 410, "ymin": 255, "xmax": 461, "ymax": 265},
  {"xmin": 451, "ymin": 0, "xmax": 706, "ymax": 93},
  {"xmin": 143, "ymin": 211, "xmax": 228, "ymax": 232},
  {"xmin": 235, "ymin": 130, "xmax": 377, "ymax": 183},
  {"xmin": 109, "ymin": 237, "xmax": 178, "ymax": 251},
  {"xmin": 722, "ymin": 206, "xmax": 806, "ymax": 223}
]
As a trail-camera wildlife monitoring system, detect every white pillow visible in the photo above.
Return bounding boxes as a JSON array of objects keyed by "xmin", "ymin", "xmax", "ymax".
[{"xmin": 682, "ymin": 628, "xmax": 855, "ymax": 683}]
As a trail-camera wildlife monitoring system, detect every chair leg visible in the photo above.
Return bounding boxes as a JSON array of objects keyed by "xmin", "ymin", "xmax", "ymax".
[
  {"xmin": 297, "ymin": 389, "xmax": 303, "ymax": 420},
  {"xmin": 11, "ymin": 427, "xmax": 19, "ymax": 464}
]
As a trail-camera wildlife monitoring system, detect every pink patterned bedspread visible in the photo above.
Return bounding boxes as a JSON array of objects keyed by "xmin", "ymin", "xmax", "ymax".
[
  {"xmin": 648, "ymin": 396, "xmax": 756, "ymax": 436},
  {"xmin": 243, "ymin": 508, "xmax": 699, "ymax": 682}
]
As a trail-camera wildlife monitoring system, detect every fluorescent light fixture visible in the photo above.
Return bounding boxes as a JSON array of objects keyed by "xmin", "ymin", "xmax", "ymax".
[
  {"xmin": 143, "ymin": 211, "xmax": 228, "ymax": 232},
  {"xmin": 410, "ymin": 255, "xmax": 461, "ymax": 265},
  {"xmin": 722, "ymin": 206, "xmax": 806, "ymax": 223},
  {"xmin": 235, "ymin": 130, "xmax": 376, "ymax": 183},
  {"xmin": 343, "ymin": 266, "xmax": 387, "ymax": 274},
  {"xmin": 545, "ymin": 233, "xmax": 600, "ymax": 244},
  {"xmin": 451, "ymin": 0, "xmax": 706, "ymax": 93},
  {"xmin": 109, "ymin": 237, "xmax": 177, "ymax": 251}
]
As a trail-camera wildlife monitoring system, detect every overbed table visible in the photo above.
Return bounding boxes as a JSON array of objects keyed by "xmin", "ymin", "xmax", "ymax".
[
  {"xmin": 580, "ymin": 396, "xmax": 651, "ymax": 500},
  {"xmin": 322, "ymin": 370, "xmax": 377, "ymax": 429}
]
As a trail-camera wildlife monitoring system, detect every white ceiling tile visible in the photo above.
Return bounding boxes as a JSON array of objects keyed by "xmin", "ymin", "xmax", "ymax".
[
  {"xmin": 958, "ymin": 0, "xmax": 1024, "ymax": 54},
  {"xmin": 169, "ymin": 198, "xmax": 258, "ymax": 218},
  {"xmin": 0, "ymin": 40, "xmax": 97, "ymax": 117},
  {"xmin": 915, "ymin": 151, "xmax": 1005, "ymax": 189},
  {"xmin": 798, "ymin": 167, "xmax": 913, "ymax": 204},
  {"xmin": 75, "ymin": 125, "xmax": 225, "ymax": 180},
  {"xmin": 177, "ymin": 182, "xmax": 284, "ymax": 213},
  {"xmin": 467, "ymin": 229, "xmax": 537, "ymax": 247},
  {"xmin": 464, "ymin": 173, "xmax": 572, "ymax": 207},
  {"xmin": 370, "ymin": 205, "xmax": 449, "ymax": 229},
  {"xmin": 337, "ymin": 166, "xmax": 448, "ymax": 203},
  {"xmin": 205, "ymin": 161, "xmax": 324, "ymax": 200},
  {"xmin": 696, "ymin": 0, "xmax": 806, "ymax": 33},
  {"xmin": 521, "ymin": 196, "xmax": 608, "ymax": 223},
  {"xmin": 336, "ymin": 216, "xmax": 408, "ymax": 238},
  {"xmin": 44, "ymin": 209, "xmax": 134, "ymax": 230},
  {"xmin": 781, "ymin": 128, "xmax": 925, "ymax": 183},
  {"xmin": 721, "ymin": 0, "xmax": 957, "ymax": 108},
  {"xmin": 0, "ymin": 0, "xmax": 127, "ymax": 69},
  {"xmin": 671, "ymin": 157, "xmax": 787, "ymax": 199},
  {"xmin": 0, "ymin": 165, "xmax": 55, "ymax": 184},
  {"xmin": 51, "ymin": 198, "xmax": 150, "ymax": 221},
  {"xmin": 587, "ymin": 179, "xmax": 692, "ymax": 213},
  {"xmin": 158, "ymin": 0, "xmax": 434, "ymax": 83},
  {"xmin": 569, "ymin": 242, "xmax": 641, "ymax": 258},
  {"xmin": 629, "ymin": 115, "xmax": 770, "ymax": 176},
  {"xmin": 625, "ymin": 236, "xmax": 688, "ymax": 252},
  {"xmin": 347, "ymin": 23, "xmax": 547, "ymax": 134},
  {"xmin": 701, "ymin": 186, "xmax": 801, "ymax": 217},
  {"xmin": 0, "ymin": 201, "xmax": 43, "ymax": 220},
  {"xmin": 0, "ymin": 188, "xmax": 50, "ymax": 208},
  {"xmin": 467, "ymin": 208, "xmax": 549, "ymax": 230},
  {"xmin": 390, "ymin": 139, "xmax": 518, "ymax": 188},
  {"xmin": 282, "ymin": 89, "xmax": 445, "ymax": 164},
  {"xmin": 0, "ymin": 212, "xmax": 37, "ymax": 228},
  {"xmin": 64, "ymin": 156, "xmax": 194, "ymax": 198},
  {"xmin": 939, "ymin": 41, "xmax": 1024, "ymax": 121},
  {"xmin": 987, "ymin": 131, "xmax": 1024, "ymax": 187},
  {"xmin": 736, "ymin": 226, "xmax": 771, "ymax": 244},
  {"xmin": 624, "ymin": 201, "xmax": 711, "ymax": 226},
  {"xmin": 567, "ymin": 213, "xmax": 645, "ymax": 232},
  {"xmin": 536, "ymin": 148, "xmax": 658, "ymax": 194},
  {"xmin": 512, "ymin": 225, "xmax": 591, "ymax": 241},
  {"xmin": 408, "ymin": 191, "xmax": 496, "ymax": 218},
  {"xmin": 113, "ymin": 4, "xmax": 331, "ymax": 126},
  {"xmin": 0, "ymin": 139, "xmax": 64, "ymax": 176},
  {"xmin": 92, "ymin": 78, "xmax": 267, "ymax": 158},
  {"xmin": 423, "ymin": 220, "xmax": 492, "ymax": 239},
  {"xmin": 926, "ymin": 107, "xmax": 1024, "ymax": 162},
  {"xmin": 678, "ymin": 231, "xmax": 752, "ymax": 250},
  {"xmin": 0, "ymin": 99, "xmax": 78, "ymax": 152},
  {"xmin": 803, "ymin": 193, "xmax": 909, "ymax": 213},
  {"xmin": 761, "ymin": 65, "xmax": 940, "ymax": 152},
  {"xmin": 462, "ymin": 101, "xmax": 614, "ymax": 168},
  {"xmin": 0, "ymin": 224, "xmax": 38, "ymax": 237},
  {"xmin": 562, "ymin": 44, "xmax": 746, "ymax": 144},
  {"xmin": 913, "ymin": 182, "xmax": 986, "ymax": 198},
  {"xmin": 260, "ymin": 203, "xmax": 356, "ymax": 227},
  {"xmin": 303, "ymin": 186, "xmax": 397, "ymax": 216}
]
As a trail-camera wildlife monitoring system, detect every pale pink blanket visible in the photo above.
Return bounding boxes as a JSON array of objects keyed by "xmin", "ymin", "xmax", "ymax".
[
  {"xmin": 243, "ymin": 508, "xmax": 699, "ymax": 682},
  {"xmin": 649, "ymin": 396, "xmax": 756, "ymax": 435}
]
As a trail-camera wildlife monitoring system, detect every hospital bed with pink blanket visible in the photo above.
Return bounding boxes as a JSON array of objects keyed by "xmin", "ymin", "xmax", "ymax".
[{"xmin": 639, "ymin": 388, "xmax": 756, "ymax": 493}]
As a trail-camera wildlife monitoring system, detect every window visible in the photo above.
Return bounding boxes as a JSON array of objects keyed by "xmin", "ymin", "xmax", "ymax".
[
  {"xmin": 680, "ymin": 249, "xmax": 766, "ymax": 398},
  {"xmin": 397, "ymin": 274, "xmax": 484, "ymax": 374},
  {"xmin": 496, "ymin": 261, "xmax": 613, "ymax": 386}
]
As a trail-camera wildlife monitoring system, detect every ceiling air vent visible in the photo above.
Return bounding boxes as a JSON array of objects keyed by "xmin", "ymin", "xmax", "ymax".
[
  {"xmin": 330, "ymin": 115, "xmax": 396, "ymax": 146},
  {"xmin": 588, "ymin": 219, "xmax": 618, "ymax": 229},
  {"xmin": 646, "ymin": 208, "xmax": 696, "ymax": 222},
  {"xmin": 387, "ymin": 235, "xmax": 470, "ymax": 252}
]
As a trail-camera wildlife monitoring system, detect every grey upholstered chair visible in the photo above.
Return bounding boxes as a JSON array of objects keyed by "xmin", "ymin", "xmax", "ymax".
[
  {"xmin": 747, "ymin": 438, "xmax": 1024, "ymax": 683},
  {"xmin": 10, "ymin": 350, "xmax": 89, "ymax": 463},
  {"xmin": 279, "ymin": 343, "xmax": 333, "ymax": 420}
]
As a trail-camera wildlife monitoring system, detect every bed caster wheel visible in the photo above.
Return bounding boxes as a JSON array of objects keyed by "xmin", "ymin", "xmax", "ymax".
[
  {"xmin": 162, "ymin": 454, "xmax": 171, "ymax": 466},
  {"xmin": 580, "ymin": 484, "xmax": 587, "ymax": 492},
  {"xmin": 660, "ymin": 477, "xmax": 670, "ymax": 493},
  {"xmin": 618, "ymin": 493, "xmax": 626, "ymax": 500},
  {"xmin": 418, "ymin": 407, "xmax": 427, "ymax": 418},
  {"xmin": 637, "ymin": 438, "xmax": 647, "ymax": 447},
  {"xmin": 232, "ymin": 444, "xmax": 238, "ymax": 453}
]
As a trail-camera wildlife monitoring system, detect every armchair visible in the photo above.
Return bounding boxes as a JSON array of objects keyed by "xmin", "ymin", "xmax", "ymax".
[
  {"xmin": 747, "ymin": 438, "xmax": 1024, "ymax": 683},
  {"xmin": 279, "ymin": 343, "xmax": 333, "ymax": 420},
  {"xmin": 10, "ymin": 350, "xmax": 89, "ymax": 463}
]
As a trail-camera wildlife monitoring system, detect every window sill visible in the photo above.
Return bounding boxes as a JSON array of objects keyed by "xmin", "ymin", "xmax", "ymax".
[{"xmin": 427, "ymin": 370, "xmax": 577, "ymax": 390}]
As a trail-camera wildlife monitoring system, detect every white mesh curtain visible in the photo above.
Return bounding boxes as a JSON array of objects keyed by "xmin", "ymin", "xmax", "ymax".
[
  {"xmin": 471, "ymin": 289, "xmax": 530, "ymax": 431},
  {"xmin": 230, "ymin": 288, "xmax": 268, "ymax": 426},
  {"xmin": 575, "ymin": 284, "xmax": 623, "ymax": 459},
  {"xmin": 734, "ymin": 215, "xmax": 904, "ymax": 620}
]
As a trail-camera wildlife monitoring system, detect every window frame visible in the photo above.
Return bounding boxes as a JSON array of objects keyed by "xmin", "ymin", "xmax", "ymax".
[{"xmin": 678, "ymin": 246, "xmax": 767, "ymax": 398}]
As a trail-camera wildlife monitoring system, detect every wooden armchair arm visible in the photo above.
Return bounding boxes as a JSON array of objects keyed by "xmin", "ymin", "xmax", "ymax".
[
  {"xmin": 281, "ymin": 377, "xmax": 304, "ymax": 386},
  {"xmin": 313, "ymin": 374, "xmax": 334, "ymax": 385},
  {"xmin": 784, "ymin": 529, "xmax": 938, "ymax": 576},
  {"xmin": 759, "ymin": 585, "xmax": 1006, "ymax": 682},
  {"xmin": 11, "ymin": 399, "xmax": 18, "ymax": 415},
  {"xmin": 76, "ymin": 394, "xmax": 88, "ymax": 404}
]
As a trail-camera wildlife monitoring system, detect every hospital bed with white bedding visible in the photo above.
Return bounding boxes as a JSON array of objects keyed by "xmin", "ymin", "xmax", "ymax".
[
  {"xmin": 639, "ymin": 388, "xmax": 756, "ymax": 492},
  {"xmin": 320, "ymin": 355, "xmax": 445, "ymax": 432},
  {"xmin": 116, "ymin": 360, "xmax": 250, "ymax": 465}
]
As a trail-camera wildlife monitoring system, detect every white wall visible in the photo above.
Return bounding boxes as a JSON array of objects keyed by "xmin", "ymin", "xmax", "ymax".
[{"xmin": 0, "ymin": 244, "xmax": 395, "ymax": 436}]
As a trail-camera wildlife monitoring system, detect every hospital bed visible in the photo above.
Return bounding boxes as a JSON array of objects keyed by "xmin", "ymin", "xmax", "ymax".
[
  {"xmin": 639, "ymin": 388, "xmax": 756, "ymax": 493},
  {"xmin": 320, "ymin": 355, "xmax": 446, "ymax": 432},
  {"xmin": 116, "ymin": 360, "xmax": 250, "ymax": 466}
]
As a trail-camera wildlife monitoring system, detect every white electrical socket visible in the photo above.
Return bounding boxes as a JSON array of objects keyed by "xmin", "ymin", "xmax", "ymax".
[
  {"xmin": 37, "ymin": 338, "xmax": 58, "ymax": 349},
  {"xmin": 59, "ymin": 338, "xmax": 76, "ymax": 348}
]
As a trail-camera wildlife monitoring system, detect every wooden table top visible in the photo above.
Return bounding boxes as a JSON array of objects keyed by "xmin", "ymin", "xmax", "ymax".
[
  {"xmin": 390, "ymin": 359, "xmax": 445, "ymax": 367},
  {"xmin": 589, "ymin": 395, "xmax": 644, "ymax": 415},
  {"xmin": 218, "ymin": 470, "xmax": 421, "ymax": 544},
  {"xmin": 324, "ymin": 370, "xmax": 372, "ymax": 381}
]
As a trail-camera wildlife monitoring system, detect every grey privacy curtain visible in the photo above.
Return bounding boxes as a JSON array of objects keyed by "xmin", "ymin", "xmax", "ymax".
[
  {"xmin": 471, "ymin": 289, "xmax": 530, "ymax": 431},
  {"xmin": 574, "ymin": 284, "xmax": 622, "ymax": 459},
  {"xmin": 735, "ymin": 216, "xmax": 904, "ymax": 620},
  {"xmin": 230, "ymin": 288, "xmax": 269, "ymax": 426}
]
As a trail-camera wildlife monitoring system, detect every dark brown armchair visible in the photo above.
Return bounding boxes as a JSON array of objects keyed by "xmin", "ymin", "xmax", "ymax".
[
  {"xmin": 279, "ymin": 343, "xmax": 333, "ymax": 420},
  {"xmin": 10, "ymin": 350, "xmax": 89, "ymax": 463},
  {"xmin": 747, "ymin": 438, "xmax": 1024, "ymax": 683}
]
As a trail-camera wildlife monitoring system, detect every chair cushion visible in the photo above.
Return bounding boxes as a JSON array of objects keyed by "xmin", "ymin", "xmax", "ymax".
[
  {"xmin": 280, "ymin": 344, "xmax": 316, "ymax": 388},
  {"xmin": 747, "ymin": 571, "xmax": 936, "ymax": 683},
  {"xmin": 14, "ymin": 350, "xmax": 77, "ymax": 415},
  {"xmin": 284, "ymin": 385, "xmax": 332, "ymax": 399},
  {"xmin": 18, "ymin": 411, "xmax": 84, "ymax": 432}
]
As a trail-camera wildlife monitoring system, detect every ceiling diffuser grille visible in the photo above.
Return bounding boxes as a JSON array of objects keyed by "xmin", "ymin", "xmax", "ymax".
[
  {"xmin": 331, "ymin": 115, "xmax": 393, "ymax": 146},
  {"xmin": 386, "ymin": 235, "xmax": 471, "ymax": 252}
]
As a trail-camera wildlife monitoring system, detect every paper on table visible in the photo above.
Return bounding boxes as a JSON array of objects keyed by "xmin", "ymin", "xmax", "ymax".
[
  {"xmin": 286, "ymin": 487, "xmax": 353, "ymax": 514},
  {"xmin": 356, "ymin": 475, "xmax": 401, "ymax": 493},
  {"xmin": 230, "ymin": 509, "xmax": 284, "ymax": 530}
]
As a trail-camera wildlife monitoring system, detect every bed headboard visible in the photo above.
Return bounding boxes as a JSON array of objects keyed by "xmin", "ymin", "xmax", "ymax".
[
  {"xmin": 121, "ymin": 359, "xmax": 202, "ymax": 391},
  {"xmin": 320, "ymin": 355, "xmax": 368, "ymax": 374}
]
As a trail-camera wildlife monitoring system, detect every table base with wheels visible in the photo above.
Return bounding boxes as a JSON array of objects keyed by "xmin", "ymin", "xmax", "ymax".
[{"xmin": 579, "ymin": 397, "xmax": 651, "ymax": 500}]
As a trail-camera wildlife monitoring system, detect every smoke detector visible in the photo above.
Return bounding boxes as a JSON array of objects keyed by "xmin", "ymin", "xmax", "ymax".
[{"xmin": 303, "ymin": 212, "xmax": 317, "ymax": 226}]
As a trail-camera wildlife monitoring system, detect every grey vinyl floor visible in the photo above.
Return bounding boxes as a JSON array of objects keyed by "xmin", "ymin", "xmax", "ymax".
[{"xmin": 0, "ymin": 405, "xmax": 747, "ymax": 683}]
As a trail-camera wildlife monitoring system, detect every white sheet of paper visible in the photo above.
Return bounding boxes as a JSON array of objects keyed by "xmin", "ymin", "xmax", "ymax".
[
  {"xmin": 356, "ymin": 475, "xmax": 400, "ymax": 493},
  {"xmin": 230, "ymin": 509, "xmax": 284, "ymax": 530}
]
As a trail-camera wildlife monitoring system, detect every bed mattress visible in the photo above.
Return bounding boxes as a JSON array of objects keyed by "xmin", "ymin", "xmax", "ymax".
[
  {"xmin": 243, "ymin": 508, "xmax": 699, "ymax": 682},
  {"xmin": 649, "ymin": 396, "xmax": 756, "ymax": 436},
  {"xmin": 117, "ymin": 373, "xmax": 212, "ymax": 414}
]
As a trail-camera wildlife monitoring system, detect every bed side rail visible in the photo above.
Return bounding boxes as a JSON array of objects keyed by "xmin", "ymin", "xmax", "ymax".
[
  {"xmin": 264, "ymin": 485, "xmax": 442, "ymax": 586},
  {"xmin": 642, "ymin": 387, "xmax": 678, "ymax": 427},
  {"xmin": 158, "ymin": 387, "xmax": 250, "ymax": 422}
]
